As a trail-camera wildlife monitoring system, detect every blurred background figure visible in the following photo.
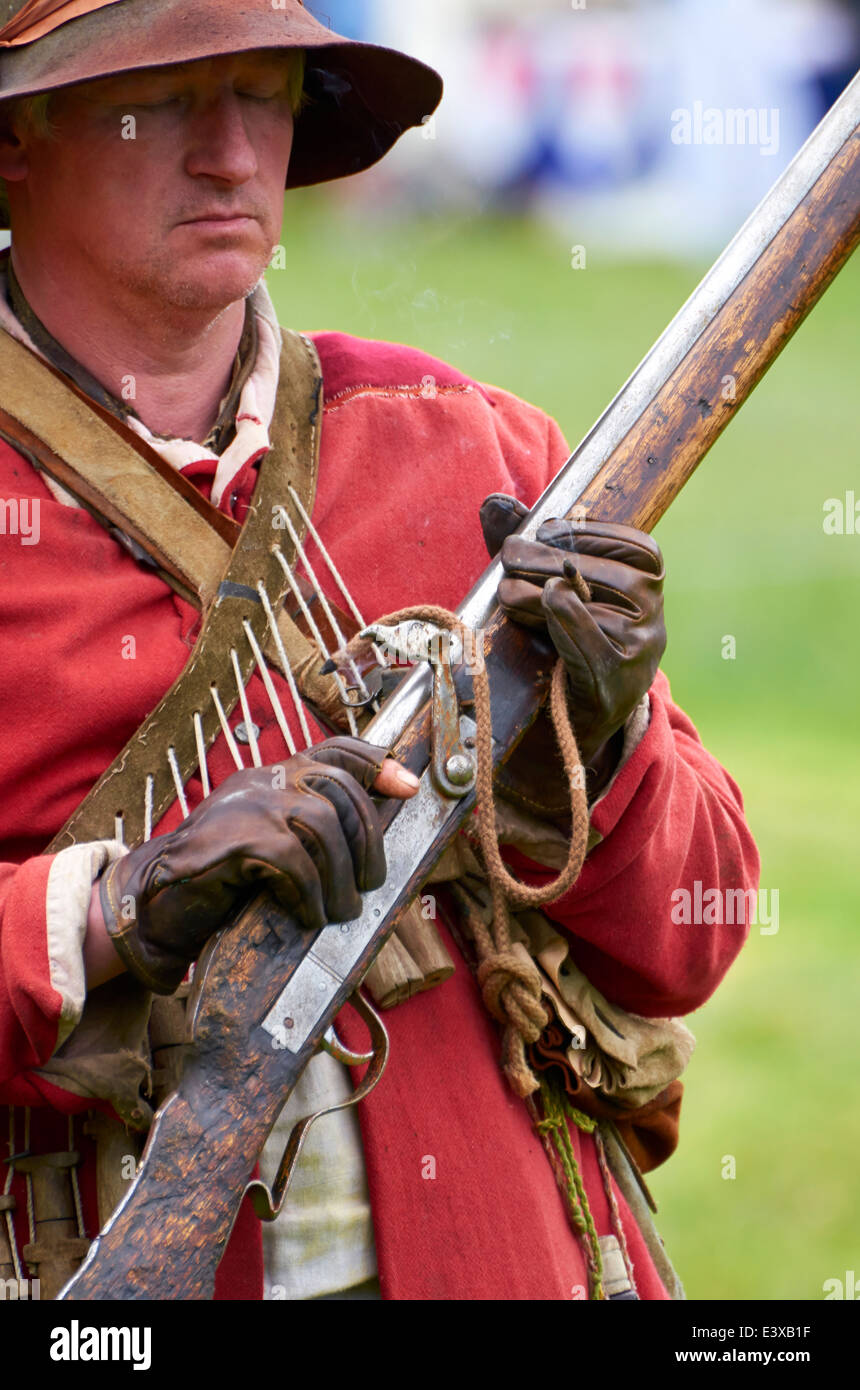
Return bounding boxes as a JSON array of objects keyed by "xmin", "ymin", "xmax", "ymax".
[{"xmin": 365, "ymin": 0, "xmax": 859, "ymax": 254}]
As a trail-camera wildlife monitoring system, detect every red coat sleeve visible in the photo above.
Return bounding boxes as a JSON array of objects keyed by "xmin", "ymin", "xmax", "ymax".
[
  {"xmin": 506, "ymin": 668, "xmax": 761, "ymax": 1016},
  {"xmin": 0, "ymin": 854, "xmax": 65, "ymax": 1086}
]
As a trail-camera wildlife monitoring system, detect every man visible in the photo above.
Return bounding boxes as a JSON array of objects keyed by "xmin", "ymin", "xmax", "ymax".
[{"xmin": 0, "ymin": 0, "xmax": 759, "ymax": 1301}]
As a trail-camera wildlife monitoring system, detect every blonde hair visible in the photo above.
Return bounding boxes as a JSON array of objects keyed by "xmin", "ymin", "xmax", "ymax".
[
  {"xmin": 285, "ymin": 50, "xmax": 307, "ymax": 117},
  {"xmin": 0, "ymin": 50, "xmax": 306, "ymax": 225}
]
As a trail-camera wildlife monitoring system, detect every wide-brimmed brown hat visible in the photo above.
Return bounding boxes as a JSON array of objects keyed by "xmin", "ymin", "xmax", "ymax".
[{"xmin": 0, "ymin": 0, "xmax": 442, "ymax": 223}]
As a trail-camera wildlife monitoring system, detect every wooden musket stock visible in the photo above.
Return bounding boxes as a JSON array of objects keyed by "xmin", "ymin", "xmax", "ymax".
[{"xmin": 59, "ymin": 78, "xmax": 859, "ymax": 1300}]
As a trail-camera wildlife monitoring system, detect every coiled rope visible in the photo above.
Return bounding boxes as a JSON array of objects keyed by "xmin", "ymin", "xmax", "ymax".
[{"xmin": 358, "ymin": 577, "xmax": 591, "ymax": 1098}]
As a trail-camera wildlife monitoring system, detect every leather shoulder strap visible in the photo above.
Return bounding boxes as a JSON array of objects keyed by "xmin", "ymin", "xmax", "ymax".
[
  {"xmin": 1, "ymin": 324, "xmax": 460, "ymax": 1014},
  {"xmin": 0, "ymin": 325, "xmax": 321, "ymax": 609},
  {"xmin": 0, "ymin": 327, "xmax": 234, "ymax": 605},
  {"xmin": 0, "ymin": 326, "xmax": 327, "ymax": 851}
]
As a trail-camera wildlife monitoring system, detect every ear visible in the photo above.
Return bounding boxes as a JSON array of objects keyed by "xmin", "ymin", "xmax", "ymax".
[{"xmin": 0, "ymin": 118, "xmax": 29, "ymax": 183}]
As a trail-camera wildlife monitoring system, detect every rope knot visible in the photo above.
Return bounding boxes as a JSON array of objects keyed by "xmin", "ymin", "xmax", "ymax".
[{"xmin": 476, "ymin": 941, "xmax": 548, "ymax": 1040}]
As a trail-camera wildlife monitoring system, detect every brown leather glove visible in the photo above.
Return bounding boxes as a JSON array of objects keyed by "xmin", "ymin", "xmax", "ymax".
[
  {"xmin": 98, "ymin": 737, "xmax": 389, "ymax": 994},
  {"xmin": 481, "ymin": 494, "xmax": 666, "ymax": 775}
]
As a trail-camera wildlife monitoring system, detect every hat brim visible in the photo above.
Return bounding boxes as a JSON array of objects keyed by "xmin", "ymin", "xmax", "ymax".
[
  {"xmin": 289, "ymin": 42, "xmax": 441, "ymax": 189},
  {"xmin": 0, "ymin": 0, "xmax": 442, "ymax": 222}
]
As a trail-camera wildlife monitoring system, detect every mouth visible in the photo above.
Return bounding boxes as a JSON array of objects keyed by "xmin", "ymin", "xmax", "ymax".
[{"xmin": 178, "ymin": 213, "xmax": 257, "ymax": 230}]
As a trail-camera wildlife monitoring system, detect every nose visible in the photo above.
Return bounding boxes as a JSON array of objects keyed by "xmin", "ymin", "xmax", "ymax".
[{"xmin": 184, "ymin": 89, "xmax": 259, "ymax": 186}]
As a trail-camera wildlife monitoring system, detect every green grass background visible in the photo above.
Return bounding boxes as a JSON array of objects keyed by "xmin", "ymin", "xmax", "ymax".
[{"xmin": 267, "ymin": 194, "xmax": 859, "ymax": 1301}]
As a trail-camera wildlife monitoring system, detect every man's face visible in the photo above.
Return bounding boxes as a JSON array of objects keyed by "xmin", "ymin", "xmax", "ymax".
[{"xmin": 5, "ymin": 51, "xmax": 296, "ymax": 314}]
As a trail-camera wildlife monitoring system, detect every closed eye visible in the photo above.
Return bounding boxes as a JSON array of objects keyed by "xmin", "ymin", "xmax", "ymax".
[{"xmin": 236, "ymin": 87, "xmax": 289, "ymax": 103}]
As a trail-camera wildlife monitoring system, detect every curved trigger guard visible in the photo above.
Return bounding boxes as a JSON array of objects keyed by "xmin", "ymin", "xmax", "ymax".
[
  {"xmin": 244, "ymin": 989, "xmax": 389, "ymax": 1223},
  {"xmin": 320, "ymin": 1025, "xmax": 374, "ymax": 1067}
]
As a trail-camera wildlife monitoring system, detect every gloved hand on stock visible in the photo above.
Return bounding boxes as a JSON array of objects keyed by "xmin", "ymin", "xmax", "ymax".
[
  {"xmin": 480, "ymin": 493, "xmax": 667, "ymax": 798},
  {"xmin": 88, "ymin": 738, "xmax": 419, "ymax": 994}
]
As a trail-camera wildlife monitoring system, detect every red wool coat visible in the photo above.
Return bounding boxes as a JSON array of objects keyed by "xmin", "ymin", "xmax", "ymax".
[{"xmin": 0, "ymin": 330, "xmax": 760, "ymax": 1300}]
